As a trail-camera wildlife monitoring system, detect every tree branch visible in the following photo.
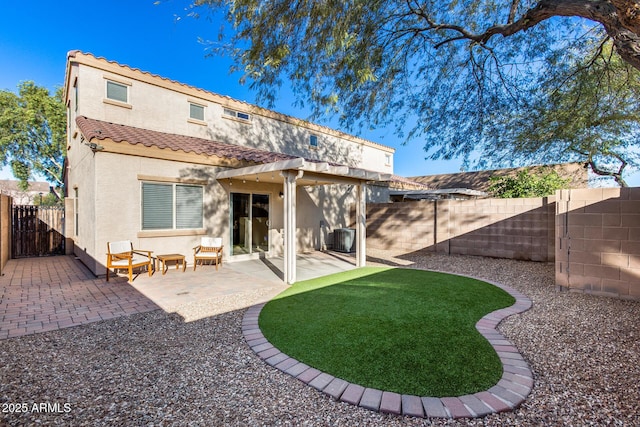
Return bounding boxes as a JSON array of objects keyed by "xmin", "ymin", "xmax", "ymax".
[
  {"xmin": 586, "ymin": 153, "xmax": 629, "ymax": 187},
  {"xmin": 508, "ymin": 0, "xmax": 520, "ymax": 24},
  {"xmin": 410, "ymin": 0, "xmax": 640, "ymax": 71}
]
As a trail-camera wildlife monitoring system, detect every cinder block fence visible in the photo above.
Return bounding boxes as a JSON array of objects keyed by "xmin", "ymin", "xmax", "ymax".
[
  {"xmin": 366, "ymin": 197, "xmax": 555, "ymax": 261},
  {"xmin": 364, "ymin": 187, "xmax": 640, "ymax": 300},
  {"xmin": 556, "ymin": 188, "xmax": 640, "ymax": 300}
]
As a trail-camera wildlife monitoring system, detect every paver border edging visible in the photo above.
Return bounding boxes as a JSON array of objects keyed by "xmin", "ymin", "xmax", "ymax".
[{"xmin": 241, "ymin": 274, "xmax": 533, "ymax": 419}]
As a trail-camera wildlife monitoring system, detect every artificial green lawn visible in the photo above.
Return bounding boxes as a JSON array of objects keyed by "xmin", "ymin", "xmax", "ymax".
[{"xmin": 259, "ymin": 267, "xmax": 515, "ymax": 397}]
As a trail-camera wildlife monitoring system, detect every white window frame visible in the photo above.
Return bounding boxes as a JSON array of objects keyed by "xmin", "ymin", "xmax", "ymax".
[
  {"xmin": 74, "ymin": 187, "xmax": 79, "ymax": 237},
  {"xmin": 189, "ymin": 102, "xmax": 205, "ymax": 122},
  {"xmin": 105, "ymin": 80, "xmax": 129, "ymax": 104},
  {"xmin": 141, "ymin": 182, "xmax": 204, "ymax": 231},
  {"xmin": 223, "ymin": 108, "xmax": 252, "ymax": 122},
  {"xmin": 384, "ymin": 153, "xmax": 392, "ymax": 167},
  {"xmin": 73, "ymin": 77, "xmax": 78, "ymax": 112},
  {"xmin": 309, "ymin": 134, "xmax": 319, "ymax": 148}
]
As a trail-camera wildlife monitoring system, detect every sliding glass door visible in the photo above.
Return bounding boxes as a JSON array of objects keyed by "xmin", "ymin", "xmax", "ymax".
[{"xmin": 231, "ymin": 193, "xmax": 270, "ymax": 256}]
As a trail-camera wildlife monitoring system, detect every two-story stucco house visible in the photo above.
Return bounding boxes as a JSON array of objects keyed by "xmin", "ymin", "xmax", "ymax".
[{"xmin": 63, "ymin": 51, "xmax": 395, "ymax": 283}]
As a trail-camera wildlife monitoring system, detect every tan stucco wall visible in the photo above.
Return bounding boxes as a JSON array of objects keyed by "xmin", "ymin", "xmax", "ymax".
[
  {"xmin": 65, "ymin": 116, "xmax": 99, "ymax": 273},
  {"xmin": 67, "ymin": 54, "xmax": 394, "ymax": 173},
  {"xmin": 64, "ymin": 53, "xmax": 389, "ymax": 276},
  {"xmin": 66, "ymin": 147, "xmax": 357, "ymax": 276}
]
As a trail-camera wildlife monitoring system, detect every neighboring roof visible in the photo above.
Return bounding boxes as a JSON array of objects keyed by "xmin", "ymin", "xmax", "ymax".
[
  {"xmin": 409, "ymin": 163, "xmax": 588, "ymax": 192},
  {"xmin": 66, "ymin": 51, "xmax": 394, "ymax": 154},
  {"xmin": 386, "ymin": 175, "xmax": 431, "ymax": 189},
  {"xmin": 0, "ymin": 180, "xmax": 50, "ymax": 193},
  {"xmin": 77, "ymin": 116, "xmax": 298, "ymax": 165}
]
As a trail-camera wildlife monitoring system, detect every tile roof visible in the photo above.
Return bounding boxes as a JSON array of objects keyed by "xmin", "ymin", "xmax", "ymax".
[
  {"xmin": 76, "ymin": 116, "xmax": 298, "ymax": 164},
  {"xmin": 76, "ymin": 116, "xmax": 427, "ymax": 188}
]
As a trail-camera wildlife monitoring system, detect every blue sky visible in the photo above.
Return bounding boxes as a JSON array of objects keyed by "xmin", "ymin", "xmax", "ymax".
[{"xmin": 1, "ymin": 0, "xmax": 638, "ymax": 186}]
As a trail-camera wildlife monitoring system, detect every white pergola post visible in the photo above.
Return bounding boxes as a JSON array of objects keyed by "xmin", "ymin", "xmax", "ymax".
[
  {"xmin": 356, "ymin": 182, "xmax": 366, "ymax": 267},
  {"xmin": 282, "ymin": 170, "xmax": 303, "ymax": 284}
]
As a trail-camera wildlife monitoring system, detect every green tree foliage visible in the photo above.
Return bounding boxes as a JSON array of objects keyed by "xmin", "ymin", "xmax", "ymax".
[
  {"xmin": 35, "ymin": 192, "xmax": 62, "ymax": 207},
  {"xmin": 0, "ymin": 81, "xmax": 66, "ymax": 198},
  {"xmin": 188, "ymin": 1, "xmax": 640, "ymax": 184},
  {"xmin": 488, "ymin": 169, "xmax": 569, "ymax": 198}
]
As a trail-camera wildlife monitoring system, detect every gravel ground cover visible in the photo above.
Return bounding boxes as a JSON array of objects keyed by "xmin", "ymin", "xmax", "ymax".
[{"xmin": 1, "ymin": 251, "xmax": 639, "ymax": 426}]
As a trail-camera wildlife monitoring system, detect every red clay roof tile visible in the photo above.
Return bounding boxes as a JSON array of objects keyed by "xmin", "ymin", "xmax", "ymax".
[
  {"xmin": 76, "ymin": 116, "xmax": 297, "ymax": 164},
  {"xmin": 75, "ymin": 116, "xmax": 425, "ymax": 187}
]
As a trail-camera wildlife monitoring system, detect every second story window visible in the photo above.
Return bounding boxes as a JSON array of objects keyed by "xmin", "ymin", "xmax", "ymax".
[
  {"xmin": 309, "ymin": 134, "xmax": 319, "ymax": 148},
  {"xmin": 106, "ymin": 80, "xmax": 128, "ymax": 103},
  {"xmin": 223, "ymin": 108, "xmax": 251, "ymax": 122},
  {"xmin": 189, "ymin": 103, "xmax": 205, "ymax": 121}
]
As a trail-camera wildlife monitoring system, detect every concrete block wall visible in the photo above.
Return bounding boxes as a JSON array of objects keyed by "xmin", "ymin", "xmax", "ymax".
[
  {"xmin": 367, "ymin": 202, "xmax": 436, "ymax": 253},
  {"xmin": 556, "ymin": 188, "xmax": 640, "ymax": 300},
  {"xmin": 365, "ymin": 197, "xmax": 555, "ymax": 262},
  {"xmin": 440, "ymin": 198, "xmax": 555, "ymax": 261}
]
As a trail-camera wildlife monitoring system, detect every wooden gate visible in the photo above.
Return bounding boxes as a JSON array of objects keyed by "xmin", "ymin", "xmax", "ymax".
[{"xmin": 12, "ymin": 205, "xmax": 65, "ymax": 258}]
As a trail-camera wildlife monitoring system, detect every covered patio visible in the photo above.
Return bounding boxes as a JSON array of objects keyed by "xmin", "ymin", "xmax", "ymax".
[
  {"xmin": 214, "ymin": 158, "xmax": 390, "ymax": 284},
  {"xmin": 130, "ymin": 250, "xmax": 357, "ymax": 321}
]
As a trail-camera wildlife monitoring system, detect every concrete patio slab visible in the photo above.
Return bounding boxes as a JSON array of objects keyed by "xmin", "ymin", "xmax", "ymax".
[{"xmin": 129, "ymin": 251, "xmax": 356, "ymax": 321}]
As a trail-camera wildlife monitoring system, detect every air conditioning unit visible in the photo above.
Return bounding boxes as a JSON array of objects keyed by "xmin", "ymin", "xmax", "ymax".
[{"xmin": 333, "ymin": 228, "xmax": 355, "ymax": 253}]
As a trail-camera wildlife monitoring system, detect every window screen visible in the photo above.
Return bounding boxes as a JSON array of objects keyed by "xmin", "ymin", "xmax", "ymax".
[
  {"xmin": 106, "ymin": 80, "xmax": 128, "ymax": 103},
  {"xmin": 176, "ymin": 185, "xmax": 203, "ymax": 229},
  {"xmin": 142, "ymin": 182, "xmax": 204, "ymax": 230},
  {"xmin": 142, "ymin": 183, "xmax": 173, "ymax": 230},
  {"xmin": 310, "ymin": 135, "xmax": 318, "ymax": 147},
  {"xmin": 190, "ymin": 103, "xmax": 205, "ymax": 121}
]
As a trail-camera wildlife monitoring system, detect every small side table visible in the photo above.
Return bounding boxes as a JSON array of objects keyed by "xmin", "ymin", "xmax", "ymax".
[{"xmin": 156, "ymin": 254, "xmax": 186, "ymax": 275}]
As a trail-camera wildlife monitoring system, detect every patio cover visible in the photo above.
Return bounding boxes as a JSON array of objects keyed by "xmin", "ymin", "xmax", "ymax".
[{"xmin": 214, "ymin": 158, "xmax": 392, "ymax": 284}]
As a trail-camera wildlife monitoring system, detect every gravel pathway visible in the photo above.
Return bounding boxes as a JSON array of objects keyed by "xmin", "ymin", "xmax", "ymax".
[{"xmin": 1, "ymin": 251, "xmax": 639, "ymax": 426}]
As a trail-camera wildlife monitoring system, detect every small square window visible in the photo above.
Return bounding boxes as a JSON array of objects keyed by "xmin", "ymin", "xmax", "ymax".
[
  {"xmin": 309, "ymin": 135, "xmax": 318, "ymax": 147},
  {"xmin": 106, "ymin": 80, "xmax": 128, "ymax": 103},
  {"xmin": 190, "ymin": 103, "xmax": 205, "ymax": 121},
  {"xmin": 385, "ymin": 154, "xmax": 391, "ymax": 166}
]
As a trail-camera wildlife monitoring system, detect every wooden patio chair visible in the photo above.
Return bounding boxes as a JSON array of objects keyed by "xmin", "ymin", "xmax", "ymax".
[
  {"xmin": 193, "ymin": 237, "xmax": 223, "ymax": 271},
  {"xmin": 106, "ymin": 240, "xmax": 153, "ymax": 282}
]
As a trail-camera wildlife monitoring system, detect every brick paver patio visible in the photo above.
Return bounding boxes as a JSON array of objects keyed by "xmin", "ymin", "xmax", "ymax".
[{"xmin": 0, "ymin": 256, "xmax": 159, "ymax": 340}]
